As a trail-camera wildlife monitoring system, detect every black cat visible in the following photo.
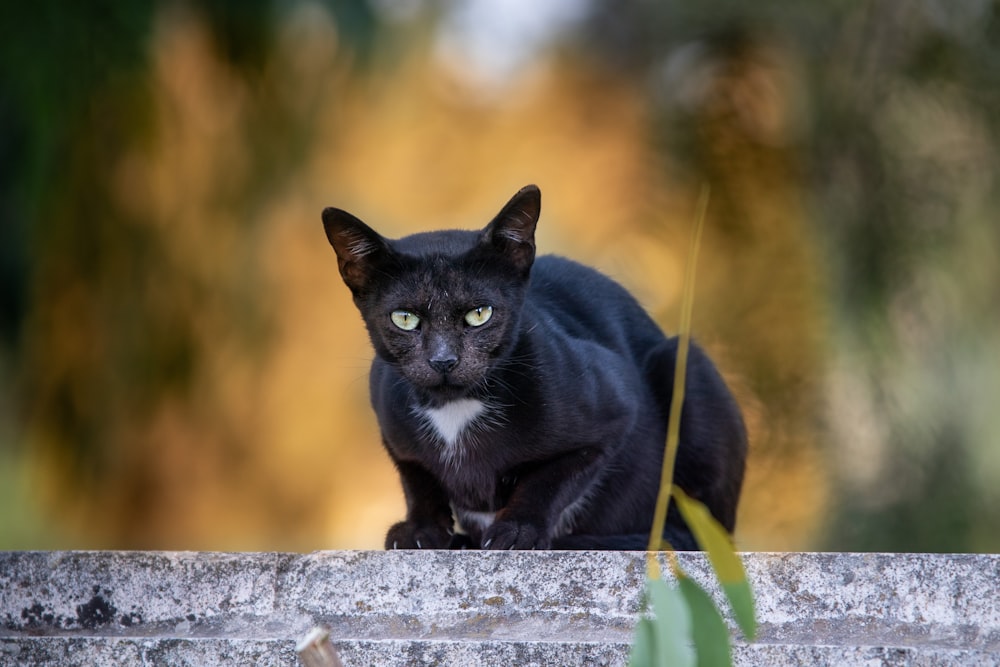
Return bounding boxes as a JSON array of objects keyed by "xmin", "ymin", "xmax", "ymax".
[{"xmin": 322, "ymin": 185, "xmax": 746, "ymax": 550}]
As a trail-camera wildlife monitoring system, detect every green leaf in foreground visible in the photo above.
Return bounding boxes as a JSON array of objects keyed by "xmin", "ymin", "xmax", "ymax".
[
  {"xmin": 649, "ymin": 579, "xmax": 695, "ymax": 666},
  {"xmin": 628, "ymin": 618, "xmax": 656, "ymax": 667},
  {"xmin": 720, "ymin": 580, "xmax": 756, "ymax": 640},
  {"xmin": 677, "ymin": 574, "xmax": 732, "ymax": 667},
  {"xmin": 673, "ymin": 486, "xmax": 757, "ymax": 640},
  {"xmin": 629, "ymin": 578, "xmax": 695, "ymax": 667}
]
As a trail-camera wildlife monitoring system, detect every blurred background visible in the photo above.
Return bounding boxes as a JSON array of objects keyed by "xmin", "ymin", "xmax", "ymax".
[{"xmin": 1, "ymin": 0, "xmax": 998, "ymax": 553}]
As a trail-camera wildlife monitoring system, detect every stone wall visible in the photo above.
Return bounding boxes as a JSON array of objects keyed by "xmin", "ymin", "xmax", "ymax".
[{"xmin": 1, "ymin": 551, "xmax": 997, "ymax": 665}]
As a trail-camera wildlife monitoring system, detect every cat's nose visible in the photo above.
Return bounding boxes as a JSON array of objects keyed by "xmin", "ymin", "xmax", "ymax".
[{"xmin": 429, "ymin": 357, "xmax": 458, "ymax": 375}]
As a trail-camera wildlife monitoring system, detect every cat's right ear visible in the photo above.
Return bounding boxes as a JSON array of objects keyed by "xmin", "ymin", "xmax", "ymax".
[{"xmin": 322, "ymin": 207, "xmax": 391, "ymax": 295}]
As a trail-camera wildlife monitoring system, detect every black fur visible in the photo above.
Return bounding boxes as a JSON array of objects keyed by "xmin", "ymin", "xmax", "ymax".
[{"xmin": 322, "ymin": 185, "xmax": 746, "ymax": 550}]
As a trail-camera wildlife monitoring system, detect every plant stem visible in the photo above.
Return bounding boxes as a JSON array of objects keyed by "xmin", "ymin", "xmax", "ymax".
[{"xmin": 646, "ymin": 184, "xmax": 710, "ymax": 578}]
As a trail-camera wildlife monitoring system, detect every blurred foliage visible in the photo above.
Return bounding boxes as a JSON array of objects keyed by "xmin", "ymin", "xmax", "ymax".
[
  {"xmin": 1, "ymin": 0, "xmax": 998, "ymax": 551},
  {"xmin": 576, "ymin": 0, "xmax": 1000, "ymax": 552},
  {"xmin": 0, "ymin": 0, "xmax": 384, "ymax": 549}
]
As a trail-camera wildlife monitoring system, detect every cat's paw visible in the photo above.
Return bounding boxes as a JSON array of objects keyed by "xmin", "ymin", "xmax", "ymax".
[
  {"xmin": 384, "ymin": 521, "xmax": 451, "ymax": 550},
  {"xmin": 482, "ymin": 520, "xmax": 551, "ymax": 550}
]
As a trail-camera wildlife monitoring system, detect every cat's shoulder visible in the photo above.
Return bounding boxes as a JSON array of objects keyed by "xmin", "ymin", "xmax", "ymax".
[{"xmin": 530, "ymin": 255, "xmax": 633, "ymax": 299}]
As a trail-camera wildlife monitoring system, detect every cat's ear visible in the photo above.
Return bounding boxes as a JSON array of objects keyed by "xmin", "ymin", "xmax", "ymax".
[
  {"xmin": 322, "ymin": 207, "xmax": 392, "ymax": 294},
  {"xmin": 482, "ymin": 184, "xmax": 540, "ymax": 275}
]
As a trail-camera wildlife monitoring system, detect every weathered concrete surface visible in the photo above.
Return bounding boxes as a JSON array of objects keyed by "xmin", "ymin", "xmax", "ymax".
[{"xmin": 1, "ymin": 551, "xmax": 998, "ymax": 665}]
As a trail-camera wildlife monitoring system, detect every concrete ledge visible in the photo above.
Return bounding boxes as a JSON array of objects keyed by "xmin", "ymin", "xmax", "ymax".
[{"xmin": 2, "ymin": 551, "xmax": 998, "ymax": 665}]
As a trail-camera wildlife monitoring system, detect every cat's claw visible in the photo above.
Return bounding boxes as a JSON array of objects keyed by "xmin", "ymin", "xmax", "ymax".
[
  {"xmin": 385, "ymin": 520, "xmax": 450, "ymax": 549},
  {"xmin": 482, "ymin": 519, "xmax": 550, "ymax": 550}
]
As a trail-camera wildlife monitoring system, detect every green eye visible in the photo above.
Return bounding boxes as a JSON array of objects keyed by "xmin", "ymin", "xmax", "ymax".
[
  {"xmin": 465, "ymin": 305, "xmax": 493, "ymax": 327},
  {"xmin": 390, "ymin": 310, "xmax": 420, "ymax": 331}
]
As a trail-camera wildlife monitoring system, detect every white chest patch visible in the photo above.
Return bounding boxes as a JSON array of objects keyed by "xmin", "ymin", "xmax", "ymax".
[
  {"xmin": 455, "ymin": 508, "xmax": 497, "ymax": 534},
  {"xmin": 419, "ymin": 398, "xmax": 487, "ymax": 448}
]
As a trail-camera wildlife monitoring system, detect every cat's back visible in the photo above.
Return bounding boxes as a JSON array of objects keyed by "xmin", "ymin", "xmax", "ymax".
[{"xmin": 527, "ymin": 255, "xmax": 664, "ymax": 352}]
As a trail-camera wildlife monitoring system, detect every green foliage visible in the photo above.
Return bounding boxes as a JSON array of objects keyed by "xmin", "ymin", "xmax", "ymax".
[
  {"xmin": 677, "ymin": 575, "xmax": 732, "ymax": 667},
  {"xmin": 630, "ymin": 580, "xmax": 695, "ymax": 667},
  {"xmin": 629, "ymin": 618, "xmax": 657, "ymax": 667},
  {"xmin": 674, "ymin": 487, "xmax": 756, "ymax": 640},
  {"xmin": 630, "ymin": 502, "xmax": 756, "ymax": 666},
  {"xmin": 578, "ymin": 0, "xmax": 1000, "ymax": 554},
  {"xmin": 645, "ymin": 186, "xmax": 708, "ymax": 552},
  {"xmin": 630, "ymin": 188, "xmax": 755, "ymax": 666}
]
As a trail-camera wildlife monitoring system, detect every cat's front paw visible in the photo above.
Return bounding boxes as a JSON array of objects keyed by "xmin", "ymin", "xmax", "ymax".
[
  {"xmin": 482, "ymin": 520, "xmax": 551, "ymax": 550},
  {"xmin": 385, "ymin": 521, "xmax": 451, "ymax": 550}
]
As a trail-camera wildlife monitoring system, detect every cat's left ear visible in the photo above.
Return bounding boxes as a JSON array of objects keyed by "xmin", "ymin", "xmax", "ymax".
[
  {"xmin": 322, "ymin": 207, "xmax": 392, "ymax": 295},
  {"xmin": 482, "ymin": 184, "xmax": 540, "ymax": 275}
]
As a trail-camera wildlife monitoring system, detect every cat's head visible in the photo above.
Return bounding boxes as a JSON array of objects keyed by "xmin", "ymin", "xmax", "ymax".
[{"xmin": 322, "ymin": 185, "xmax": 540, "ymax": 402}]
